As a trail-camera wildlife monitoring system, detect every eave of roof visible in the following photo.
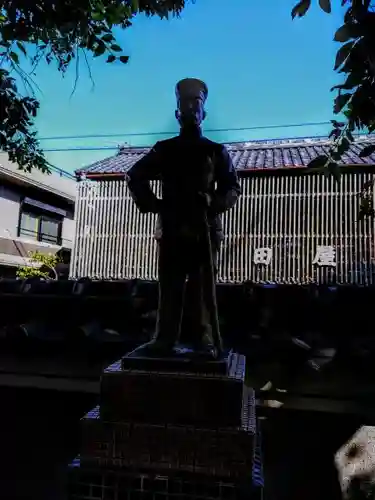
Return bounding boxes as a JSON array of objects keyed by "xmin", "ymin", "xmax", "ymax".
[{"xmin": 0, "ymin": 154, "xmax": 76, "ymax": 202}]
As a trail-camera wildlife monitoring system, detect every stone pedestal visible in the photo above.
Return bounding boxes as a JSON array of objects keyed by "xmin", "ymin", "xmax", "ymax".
[
  {"xmin": 101, "ymin": 353, "xmax": 245, "ymax": 427},
  {"xmin": 67, "ymin": 352, "xmax": 263, "ymax": 499}
]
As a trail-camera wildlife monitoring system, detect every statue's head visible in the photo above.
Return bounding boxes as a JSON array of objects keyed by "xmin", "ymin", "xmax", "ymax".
[{"xmin": 175, "ymin": 78, "xmax": 208, "ymax": 129}]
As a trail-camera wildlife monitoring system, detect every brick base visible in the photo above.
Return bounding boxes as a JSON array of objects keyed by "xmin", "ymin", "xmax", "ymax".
[
  {"xmin": 68, "ymin": 427, "xmax": 263, "ymax": 500},
  {"xmin": 81, "ymin": 389, "xmax": 255, "ymax": 479}
]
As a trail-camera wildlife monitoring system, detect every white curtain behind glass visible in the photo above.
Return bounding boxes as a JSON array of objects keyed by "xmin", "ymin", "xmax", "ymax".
[
  {"xmin": 40, "ymin": 218, "xmax": 59, "ymax": 244},
  {"xmin": 19, "ymin": 212, "xmax": 39, "ymax": 240}
]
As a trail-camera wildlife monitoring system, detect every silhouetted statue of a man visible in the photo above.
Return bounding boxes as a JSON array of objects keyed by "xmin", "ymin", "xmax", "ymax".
[{"xmin": 126, "ymin": 78, "xmax": 241, "ymax": 360}]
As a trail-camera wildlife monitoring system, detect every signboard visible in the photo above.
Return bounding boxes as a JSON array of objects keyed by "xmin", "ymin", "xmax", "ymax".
[{"xmin": 252, "ymin": 245, "xmax": 336, "ymax": 267}]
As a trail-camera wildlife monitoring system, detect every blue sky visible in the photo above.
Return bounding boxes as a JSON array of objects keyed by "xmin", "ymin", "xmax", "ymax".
[{"xmin": 28, "ymin": 0, "xmax": 344, "ymax": 173}]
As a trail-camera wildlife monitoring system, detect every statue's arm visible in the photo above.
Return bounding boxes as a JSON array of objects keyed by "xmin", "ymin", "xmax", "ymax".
[
  {"xmin": 126, "ymin": 144, "xmax": 162, "ymax": 214},
  {"xmin": 211, "ymin": 146, "xmax": 241, "ymax": 213}
]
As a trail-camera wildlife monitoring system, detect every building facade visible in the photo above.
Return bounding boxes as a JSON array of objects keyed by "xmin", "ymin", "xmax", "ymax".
[
  {"xmin": 71, "ymin": 136, "xmax": 375, "ymax": 285},
  {"xmin": 0, "ymin": 153, "xmax": 76, "ymax": 278}
]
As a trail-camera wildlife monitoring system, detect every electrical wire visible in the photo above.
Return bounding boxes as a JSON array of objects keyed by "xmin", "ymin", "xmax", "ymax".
[
  {"xmin": 42, "ymin": 132, "xmax": 364, "ymax": 153},
  {"xmin": 38, "ymin": 121, "xmax": 333, "ymax": 142}
]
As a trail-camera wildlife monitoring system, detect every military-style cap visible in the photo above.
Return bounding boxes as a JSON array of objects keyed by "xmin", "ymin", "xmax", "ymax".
[{"xmin": 175, "ymin": 78, "xmax": 208, "ymax": 103}]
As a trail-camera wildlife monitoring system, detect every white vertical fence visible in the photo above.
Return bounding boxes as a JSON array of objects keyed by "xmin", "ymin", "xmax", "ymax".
[{"xmin": 70, "ymin": 172, "xmax": 375, "ymax": 285}]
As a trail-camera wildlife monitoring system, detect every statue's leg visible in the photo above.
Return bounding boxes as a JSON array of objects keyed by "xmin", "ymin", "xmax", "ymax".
[
  {"xmin": 127, "ymin": 237, "xmax": 186, "ymax": 357},
  {"xmin": 183, "ymin": 270, "xmax": 213, "ymax": 348},
  {"xmin": 182, "ymin": 237, "xmax": 219, "ymax": 351},
  {"xmin": 153, "ymin": 237, "xmax": 186, "ymax": 348}
]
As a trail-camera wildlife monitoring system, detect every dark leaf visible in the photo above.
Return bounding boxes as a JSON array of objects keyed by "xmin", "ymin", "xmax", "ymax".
[
  {"xmin": 16, "ymin": 41, "xmax": 27, "ymax": 56},
  {"xmin": 331, "ymin": 72, "xmax": 363, "ymax": 92},
  {"xmin": 339, "ymin": 38, "xmax": 366, "ymax": 75},
  {"xmin": 337, "ymin": 137, "xmax": 351, "ymax": 155},
  {"xmin": 351, "ymin": 90, "xmax": 375, "ymax": 128},
  {"xmin": 351, "ymin": 0, "xmax": 370, "ymax": 20},
  {"xmin": 334, "ymin": 41, "xmax": 355, "ymax": 70},
  {"xmin": 334, "ymin": 93, "xmax": 351, "ymax": 114},
  {"xmin": 362, "ymin": 180, "xmax": 374, "ymax": 191},
  {"xmin": 116, "ymin": 3, "xmax": 133, "ymax": 17},
  {"xmin": 328, "ymin": 162, "xmax": 341, "ymax": 182},
  {"xmin": 94, "ymin": 41, "xmax": 106, "ymax": 57},
  {"xmin": 110, "ymin": 44, "xmax": 122, "ymax": 52},
  {"xmin": 107, "ymin": 54, "xmax": 116, "ymax": 63},
  {"xmin": 359, "ymin": 144, "xmax": 375, "ymax": 158},
  {"xmin": 331, "ymin": 120, "xmax": 345, "ymax": 128},
  {"xmin": 307, "ymin": 155, "xmax": 329, "ymax": 169},
  {"xmin": 329, "ymin": 129, "xmax": 341, "ymax": 140},
  {"xmin": 331, "ymin": 151, "xmax": 342, "ymax": 161},
  {"xmin": 359, "ymin": 197, "xmax": 375, "ymax": 219},
  {"xmin": 359, "ymin": 206, "xmax": 367, "ymax": 221},
  {"xmin": 92, "ymin": 11, "xmax": 105, "ymax": 21},
  {"xmin": 346, "ymin": 130, "xmax": 355, "ymax": 142},
  {"xmin": 9, "ymin": 51, "xmax": 19, "ymax": 64},
  {"xmin": 291, "ymin": 0, "xmax": 311, "ymax": 19},
  {"xmin": 334, "ymin": 23, "xmax": 359, "ymax": 43},
  {"xmin": 319, "ymin": 0, "xmax": 331, "ymax": 13},
  {"xmin": 119, "ymin": 55, "xmax": 129, "ymax": 63},
  {"xmin": 102, "ymin": 33, "xmax": 114, "ymax": 42},
  {"xmin": 87, "ymin": 33, "xmax": 96, "ymax": 51}
]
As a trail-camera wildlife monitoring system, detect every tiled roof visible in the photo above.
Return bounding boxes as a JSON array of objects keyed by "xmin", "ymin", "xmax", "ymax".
[{"xmin": 76, "ymin": 135, "xmax": 375, "ymax": 177}]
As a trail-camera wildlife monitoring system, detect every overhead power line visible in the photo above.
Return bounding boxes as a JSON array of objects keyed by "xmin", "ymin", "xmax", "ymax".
[
  {"xmin": 45, "ymin": 146, "xmax": 118, "ymax": 152},
  {"xmin": 49, "ymin": 164, "xmax": 75, "ymax": 178},
  {"xmin": 42, "ymin": 131, "xmax": 364, "ymax": 154},
  {"xmin": 38, "ymin": 121, "xmax": 332, "ymax": 142}
]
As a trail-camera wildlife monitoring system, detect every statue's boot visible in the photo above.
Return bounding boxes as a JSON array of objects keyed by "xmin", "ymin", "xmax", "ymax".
[
  {"xmin": 127, "ymin": 337, "xmax": 176, "ymax": 358},
  {"xmin": 176, "ymin": 333, "xmax": 223, "ymax": 361}
]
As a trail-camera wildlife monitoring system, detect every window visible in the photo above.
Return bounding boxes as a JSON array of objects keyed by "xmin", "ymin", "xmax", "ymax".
[
  {"xmin": 19, "ymin": 212, "xmax": 39, "ymax": 241},
  {"xmin": 40, "ymin": 217, "xmax": 60, "ymax": 244},
  {"xmin": 18, "ymin": 204, "xmax": 63, "ymax": 245}
]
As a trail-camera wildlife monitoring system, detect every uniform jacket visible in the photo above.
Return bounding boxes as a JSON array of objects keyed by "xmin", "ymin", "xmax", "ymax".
[{"xmin": 126, "ymin": 131, "xmax": 241, "ymax": 241}]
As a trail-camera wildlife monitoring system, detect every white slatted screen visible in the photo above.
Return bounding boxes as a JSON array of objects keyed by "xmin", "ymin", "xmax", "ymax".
[{"xmin": 70, "ymin": 172, "xmax": 375, "ymax": 284}]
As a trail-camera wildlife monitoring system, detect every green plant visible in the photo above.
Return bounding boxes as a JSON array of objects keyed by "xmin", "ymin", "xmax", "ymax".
[
  {"xmin": 16, "ymin": 250, "xmax": 61, "ymax": 280},
  {"xmin": 292, "ymin": 0, "xmax": 375, "ymax": 216}
]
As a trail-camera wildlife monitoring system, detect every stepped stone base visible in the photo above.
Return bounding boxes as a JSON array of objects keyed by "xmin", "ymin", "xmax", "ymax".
[
  {"xmin": 81, "ymin": 389, "xmax": 255, "ymax": 479},
  {"xmin": 67, "ymin": 351, "xmax": 263, "ymax": 498},
  {"xmin": 101, "ymin": 353, "xmax": 246, "ymax": 427}
]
